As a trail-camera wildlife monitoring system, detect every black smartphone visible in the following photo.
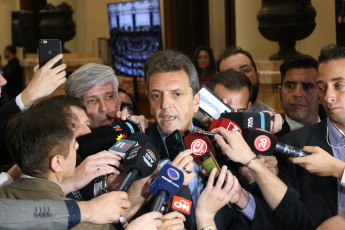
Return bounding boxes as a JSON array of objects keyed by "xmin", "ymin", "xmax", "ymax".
[
  {"xmin": 165, "ymin": 129, "xmax": 185, "ymax": 162},
  {"xmin": 39, "ymin": 39, "xmax": 62, "ymax": 68}
]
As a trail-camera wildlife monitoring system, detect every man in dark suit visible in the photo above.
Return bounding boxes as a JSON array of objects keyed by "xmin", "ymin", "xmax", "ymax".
[
  {"xmin": 2, "ymin": 45, "xmax": 23, "ymax": 99},
  {"xmin": 278, "ymin": 47, "xmax": 345, "ymax": 228},
  {"xmin": 144, "ymin": 50, "xmax": 276, "ymax": 230},
  {"xmin": 275, "ymin": 54, "xmax": 320, "ymax": 137}
]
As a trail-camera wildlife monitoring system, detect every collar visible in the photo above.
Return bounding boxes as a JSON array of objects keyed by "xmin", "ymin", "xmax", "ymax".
[
  {"xmin": 285, "ymin": 115, "xmax": 321, "ymax": 132},
  {"xmin": 21, "ymin": 174, "xmax": 63, "ymax": 188}
]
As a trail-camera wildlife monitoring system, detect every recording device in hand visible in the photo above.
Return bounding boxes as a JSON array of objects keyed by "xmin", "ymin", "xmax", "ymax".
[
  {"xmin": 198, "ymin": 85, "xmax": 233, "ymax": 119},
  {"xmin": 39, "ymin": 39, "xmax": 62, "ymax": 68},
  {"xmin": 165, "ymin": 129, "xmax": 186, "ymax": 162},
  {"xmin": 118, "ymin": 132, "xmax": 160, "ymax": 191},
  {"xmin": 199, "ymin": 151, "xmax": 221, "ymax": 178},
  {"xmin": 220, "ymin": 112, "xmax": 271, "ymax": 132},
  {"xmin": 149, "ymin": 163, "xmax": 184, "ymax": 212},
  {"xmin": 242, "ymin": 129, "xmax": 311, "ymax": 157},
  {"xmin": 76, "ymin": 120, "xmax": 141, "ymax": 159}
]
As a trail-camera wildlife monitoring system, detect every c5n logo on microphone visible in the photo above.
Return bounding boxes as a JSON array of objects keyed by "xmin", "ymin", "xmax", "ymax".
[
  {"xmin": 191, "ymin": 139, "xmax": 207, "ymax": 156},
  {"xmin": 172, "ymin": 196, "xmax": 191, "ymax": 214},
  {"xmin": 254, "ymin": 135, "xmax": 271, "ymax": 152}
]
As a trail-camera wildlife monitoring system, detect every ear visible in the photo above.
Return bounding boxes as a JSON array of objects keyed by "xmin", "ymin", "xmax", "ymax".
[
  {"xmin": 193, "ymin": 92, "xmax": 201, "ymax": 113},
  {"xmin": 50, "ymin": 155, "xmax": 63, "ymax": 173},
  {"xmin": 277, "ymin": 85, "xmax": 282, "ymax": 101},
  {"xmin": 247, "ymin": 101, "xmax": 252, "ymax": 110},
  {"xmin": 257, "ymin": 71, "xmax": 261, "ymax": 82}
]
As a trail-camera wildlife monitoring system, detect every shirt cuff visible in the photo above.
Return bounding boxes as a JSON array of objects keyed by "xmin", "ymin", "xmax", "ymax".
[
  {"xmin": 64, "ymin": 200, "xmax": 81, "ymax": 229},
  {"xmin": 0, "ymin": 172, "xmax": 14, "ymax": 188},
  {"xmin": 15, "ymin": 93, "xmax": 30, "ymax": 111},
  {"xmin": 341, "ymin": 168, "xmax": 345, "ymax": 187},
  {"xmin": 237, "ymin": 192, "xmax": 256, "ymax": 221}
]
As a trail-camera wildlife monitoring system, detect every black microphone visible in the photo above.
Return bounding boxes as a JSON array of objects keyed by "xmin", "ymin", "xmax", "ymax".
[
  {"xmin": 76, "ymin": 121, "xmax": 140, "ymax": 159},
  {"xmin": 118, "ymin": 132, "xmax": 160, "ymax": 191},
  {"xmin": 220, "ymin": 112, "xmax": 271, "ymax": 132},
  {"xmin": 169, "ymin": 185, "xmax": 192, "ymax": 216},
  {"xmin": 242, "ymin": 129, "xmax": 311, "ymax": 157},
  {"xmin": 149, "ymin": 163, "xmax": 184, "ymax": 212}
]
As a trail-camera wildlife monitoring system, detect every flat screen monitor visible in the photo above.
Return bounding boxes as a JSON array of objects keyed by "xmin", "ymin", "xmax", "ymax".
[{"xmin": 108, "ymin": 0, "xmax": 163, "ymax": 77}]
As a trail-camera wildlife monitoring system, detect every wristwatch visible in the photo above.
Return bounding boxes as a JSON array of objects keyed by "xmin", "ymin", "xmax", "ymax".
[{"xmin": 202, "ymin": 226, "xmax": 216, "ymax": 230}]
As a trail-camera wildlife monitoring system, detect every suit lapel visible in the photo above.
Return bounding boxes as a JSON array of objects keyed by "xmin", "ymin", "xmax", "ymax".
[{"xmin": 308, "ymin": 120, "xmax": 337, "ymax": 215}]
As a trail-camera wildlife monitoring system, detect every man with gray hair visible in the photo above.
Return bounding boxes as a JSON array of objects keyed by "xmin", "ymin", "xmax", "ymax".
[{"xmin": 65, "ymin": 63, "xmax": 147, "ymax": 130}]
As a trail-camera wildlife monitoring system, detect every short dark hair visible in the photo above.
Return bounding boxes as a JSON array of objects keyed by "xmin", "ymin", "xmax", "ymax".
[
  {"xmin": 209, "ymin": 69, "xmax": 252, "ymax": 103},
  {"xmin": 144, "ymin": 50, "xmax": 199, "ymax": 95},
  {"xmin": 216, "ymin": 47, "xmax": 258, "ymax": 73},
  {"xmin": 118, "ymin": 88, "xmax": 139, "ymax": 115},
  {"xmin": 192, "ymin": 45, "xmax": 216, "ymax": 75},
  {"xmin": 34, "ymin": 95, "xmax": 86, "ymax": 112},
  {"xmin": 280, "ymin": 54, "xmax": 319, "ymax": 84},
  {"xmin": 5, "ymin": 45, "xmax": 16, "ymax": 55},
  {"xmin": 6, "ymin": 106, "xmax": 74, "ymax": 177},
  {"xmin": 319, "ymin": 46, "xmax": 345, "ymax": 64}
]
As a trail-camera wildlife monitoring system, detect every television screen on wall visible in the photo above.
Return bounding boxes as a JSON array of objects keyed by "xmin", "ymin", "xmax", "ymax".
[{"xmin": 108, "ymin": 0, "xmax": 163, "ymax": 77}]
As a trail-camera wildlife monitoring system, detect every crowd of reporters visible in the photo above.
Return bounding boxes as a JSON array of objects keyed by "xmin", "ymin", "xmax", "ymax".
[{"xmin": 0, "ymin": 44, "xmax": 345, "ymax": 230}]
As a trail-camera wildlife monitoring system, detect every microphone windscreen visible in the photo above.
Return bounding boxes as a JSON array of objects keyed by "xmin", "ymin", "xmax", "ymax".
[
  {"xmin": 150, "ymin": 164, "xmax": 184, "ymax": 202},
  {"xmin": 184, "ymin": 133, "xmax": 216, "ymax": 165},
  {"xmin": 242, "ymin": 129, "xmax": 278, "ymax": 156},
  {"xmin": 123, "ymin": 132, "xmax": 160, "ymax": 178},
  {"xmin": 171, "ymin": 185, "xmax": 192, "ymax": 215},
  {"xmin": 77, "ymin": 122, "xmax": 137, "ymax": 158},
  {"xmin": 208, "ymin": 118, "xmax": 243, "ymax": 134},
  {"xmin": 221, "ymin": 112, "xmax": 271, "ymax": 132}
]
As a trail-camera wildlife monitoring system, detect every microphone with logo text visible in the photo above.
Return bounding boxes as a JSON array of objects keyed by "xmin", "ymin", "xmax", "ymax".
[
  {"xmin": 220, "ymin": 112, "xmax": 271, "ymax": 132},
  {"xmin": 76, "ymin": 121, "xmax": 141, "ymax": 159},
  {"xmin": 208, "ymin": 117, "xmax": 243, "ymax": 135},
  {"xmin": 242, "ymin": 129, "xmax": 311, "ymax": 157},
  {"xmin": 149, "ymin": 163, "xmax": 184, "ymax": 212},
  {"xmin": 118, "ymin": 132, "xmax": 160, "ymax": 192},
  {"xmin": 184, "ymin": 132, "xmax": 217, "ymax": 165}
]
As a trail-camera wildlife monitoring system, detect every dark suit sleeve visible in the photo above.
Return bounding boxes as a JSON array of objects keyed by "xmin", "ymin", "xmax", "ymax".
[
  {"xmin": 0, "ymin": 199, "xmax": 71, "ymax": 229},
  {"xmin": 272, "ymin": 187, "xmax": 316, "ymax": 230}
]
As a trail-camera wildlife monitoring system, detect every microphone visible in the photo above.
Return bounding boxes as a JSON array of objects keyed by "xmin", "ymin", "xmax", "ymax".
[
  {"xmin": 220, "ymin": 112, "xmax": 271, "ymax": 132},
  {"xmin": 242, "ymin": 129, "xmax": 311, "ymax": 157},
  {"xmin": 149, "ymin": 163, "xmax": 184, "ymax": 212},
  {"xmin": 170, "ymin": 185, "xmax": 192, "ymax": 216},
  {"xmin": 76, "ymin": 121, "xmax": 140, "ymax": 159},
  {"xmin": 208, "ymin": 117, "xmax": 243, "ymax": 134},
  {"xmin": 183, "ymin": 132, "xmax": 216, "ymax": 165},
  {"xmin": 118, "ymin": 132, "xmax": 160, "ymax": 191}
]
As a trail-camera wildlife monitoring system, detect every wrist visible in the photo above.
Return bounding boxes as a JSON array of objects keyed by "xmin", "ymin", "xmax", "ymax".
[
  {"xmin": 77, "ymin": 201, "xmax": 92, "ymax": 223},
  {"xmin": 235, "ymin": 189, "xmax": 249, "ymax": 210},
  {"xmin": 20, "ymin": 88, "xmax": 36, "ymax": 107},
  {"xmin": 333, "ymin": 160, "xmax": 345, "ymax": 179}
]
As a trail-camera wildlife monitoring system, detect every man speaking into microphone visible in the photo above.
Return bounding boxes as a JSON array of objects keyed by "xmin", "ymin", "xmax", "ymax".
[{"xmin": 144, "ymin": 50, "xmax": 265, "ymax": 229}]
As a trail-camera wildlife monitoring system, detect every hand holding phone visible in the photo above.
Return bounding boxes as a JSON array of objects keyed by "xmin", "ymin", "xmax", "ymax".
[{"xmin": 39, "ymin": 39, "xmax": 63, "ymax": 68}]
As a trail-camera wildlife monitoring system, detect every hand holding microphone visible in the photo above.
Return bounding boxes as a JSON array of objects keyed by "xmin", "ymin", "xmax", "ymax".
[
  {"xmin": 149, "ymin": 164, "xmax": 184, "ymax": 212},
  {"xmin": 170, "ymin": 149, "xmax": 196, "ymax": 185}
]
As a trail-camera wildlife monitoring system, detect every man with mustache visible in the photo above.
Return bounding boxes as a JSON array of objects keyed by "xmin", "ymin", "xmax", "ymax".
[{"xmin": 275, "ymin": 54, "xmax": 321, "ymax": 137}]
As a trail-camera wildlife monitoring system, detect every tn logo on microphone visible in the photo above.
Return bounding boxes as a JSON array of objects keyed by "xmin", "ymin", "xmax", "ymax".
[
  {"xmin": 191, "ymin": 139, "xmax": 207, "ymax": 156},
  {"xmin": 254, "ymin": 135, "xmax": 271, "ymax": 151},
  {"xmin": 172, "ymin": 196, "xmax": 191, "ymax": 214}
]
